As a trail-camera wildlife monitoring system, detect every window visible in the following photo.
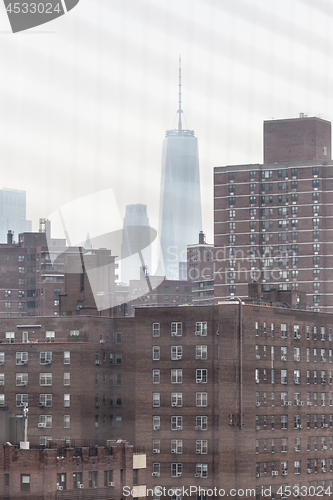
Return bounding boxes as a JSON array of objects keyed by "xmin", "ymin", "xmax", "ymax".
[
  {"xmin": 45, "ymin": 331, "xmax": 55, "ymax": 342},
  {"xmin": 39, "ymin": 414, "xmax": 52, "ymax": 428},
  {"xmin": 152, "ymin": 323, "xmax": 160, "ymax": 337},
  {"xmin": 196, "ymin": 439, "xmax": 208, "ymax": 454},
  {"xmin": 73, "ymin": 472, "xmax": 83, "ymax": 490},
  {"xmin": 281, "ymin": 415, "xmax": 288, "ymax": 430},
  {"xmin": 196, "ymin": 345, "xmax": 207, "ymax": 360},
  {"xmin": 5, "ymin": 332, "xmax": 14, "ymax": 343},
  {"xmin": 63, "ymin": 372, "xmax": 70, "ymax": 386},
  {"xmin": 39, "ymin": 394, "xmax": 52, "ymax": 407},
  {"xmin": 116, "ymin": 374, "xmax": 121, "ymax": 386},
  {"xmin": 196, "ymin": 393, "xmax": 207, "ymax": 407},
  {"xmin": 281, "ymin": 324, "xmax": 287, "ymax": 339},
  {"xmin": 196, "ymin": 416, "xmax": 207, "ymax": 430},
  {"xmin": 249, "ymin": 183, "xmax": 256, "ymax": 192},
  {"xmin": 64, "ymin": 351, "xmax": 70, "ymax": 364},
  {"xmin": 64, "ymin": 415, "xmax": 70, "ymax": 428},
  {"xmin": 16, "ymin": 373, "xmax": 27, "ymax": 386},
  {"xmin": 171, "ymin": 393, "xmax": 183, "ymax": 407},
  {"xmin": 40, "ymin": 373, "xmax": 52, "ymax": 386},
  {"xmin": 281, "ymin": 438, "xmax": 288, "ymax": 452},
  {"xmin": 229, "ymin": 209, "xmax": 235, "ymax": 218},
  {"xmin": 153, "ymin": 393, "xmax": 160, "ymax": 407},
  {"xmin": 16, "ymin": 352, "xmax": 28, "ymax": 365},
  {"xmin": 171, "ymin": 346, "xmax": 182, "ymax": 360},
  {"xmin": 153, "ymin": 440, "xmax": 160, "ymax": 454},
  {"xmin": 153, "ymin": 369, "xmax": 160, "ymax": 384},
  {"xmin": 16, "ymin": 394, "xmax": 28, "ymax": 407},
  {"xmin": 196, "ymin": 464, "xmax": 208, "ymax": 478},
  {"xmin": 21, "ymin": 475, "xmax": 30, "ymax": 492},
  {"xmin": 196, "ymin": 369, "xmax": 207, "ymax": 383},
  {"xmin": 153, "ymin": 346, "xmax": 160, "ymax": 361},
  {"xmin": 171, "ymin": 369, "xmax": 182, "ymax": 383},
  {"xmin": 171, "ymin": 322, "xmax": 182, "ymax": 336},
  {"xmin": 229, "ymin": 196, "xmax": 235, "ymax": 205},
  {"xmin": 171, "ymin": 416, "xmax": 182, "ymax": 430},
  {"xmin": 115, "ymin": 415, "xmax": 122, "ymax": 427},
  {"xmin": 281, "ymin": 370, "xmax": 287, "ymax": 384},
  {"xmin": 115, "ymin": 353, "xmax": 122, "ymax": 365},
  {"xmin": 171, "ymin": 463, "xmax": 182, "ymax": 477},
  {"xmin": 195, "ymin": 322, "xmax": 207, "ymax": 336},
  {"xmin": 89, "ymin": 471, "xmax": 98, "ymax": 488},
  {"xmin": 63, "ymin": 394, "xmax": 70, "ymax": 407},
  {"xmin": 171, "ymin": 439, "xmax": 183, "ymax": 454},
  {"xmin": 250, "ymin": 170, "xmax": 256, "ymax": 179}
]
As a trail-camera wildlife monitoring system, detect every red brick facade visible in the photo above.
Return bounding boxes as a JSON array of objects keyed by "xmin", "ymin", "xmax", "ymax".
[{"xmin": 214, "ymin": 117, "xmax": 333, "ymax": 312}]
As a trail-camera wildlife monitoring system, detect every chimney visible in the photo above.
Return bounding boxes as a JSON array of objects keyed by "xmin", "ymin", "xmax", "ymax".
[
  {"xmin": 7, "ymin": 231, "xmax": 13, "ymax": 245},
  {"xmin": 199, "ymin": 231, "xmax": 205, "ymax": 244}
]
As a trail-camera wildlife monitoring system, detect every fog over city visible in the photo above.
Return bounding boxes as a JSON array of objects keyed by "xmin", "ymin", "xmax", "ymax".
[{"xmin": 0, "ymin": 0, "xmax": 333, "ymax": 245}]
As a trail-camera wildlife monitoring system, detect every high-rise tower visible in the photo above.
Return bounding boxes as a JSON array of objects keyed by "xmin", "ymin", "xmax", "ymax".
[
  {"xmin": 121, "ymin": 204, "xmax": 151, "ymax": 284},
  {"xmin": 0, "ymin": 188, "xmax": 32, "ymax": 243},
  {"xmin": 158, "ymin": 58, "xmax": 202, "ymax": 279}
]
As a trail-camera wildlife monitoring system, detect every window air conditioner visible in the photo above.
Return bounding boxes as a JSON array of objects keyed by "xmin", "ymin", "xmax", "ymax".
[
  {"xmin": 195, "ymin": 473, "xmax": 200, "ymax": 477},
  {"xmin": 95, "ymin": 360, "xmax": 101, "ymax": 365},
  {"xmin": 153, "ymin": 425, "xmax": 160, "ymax": 431},
  {"xmin": 57, "ymin": 486, "xmax": 63, "ymax": 491},
  {"xmin": 171, "ymin": 449, "xmax": 176, "ymax": 453},
  {"xmin": 100, "ymin": 340, "xmax": 105, "ymax": 344},
  {"xmin": 256, "ymin": 402, "xmax": 260, "ymax": 407},
  {"xmin": 153, "ymin": 449, "xmax": 160, "ymax": 454},
  {"xmin": 79, "ymin": 484, "xmax": 84, "ymax": 489},
  {"xmin": 172, "ymin": 402, "xmax": 178, "ymax": 407},
  {"xmin": 307, "ymin": 469, "xmax": 311, "ymax": 473},
  {"xmin": 38, "ymin": 423, "xmax": 45, "ymax": 428},
  {"xmin": 109, "ymin": 482, "xmax": 115, "ymax": 487}
]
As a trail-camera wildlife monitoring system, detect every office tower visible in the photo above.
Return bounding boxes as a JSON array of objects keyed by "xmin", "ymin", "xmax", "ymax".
[
  {"xmin": 120, "ymin": 204, "xmax": 152, "ymax": 284},
  {"xmin": 158, "ymin": 60, "xmax": 202, "ymax": 279},
  {"xmin": 214, "ymin": 115, "xmax": 333, "ymax": 312},
  {"xmin": 0, "ymin": 188, "xmax": 32, "ymax": 243}
]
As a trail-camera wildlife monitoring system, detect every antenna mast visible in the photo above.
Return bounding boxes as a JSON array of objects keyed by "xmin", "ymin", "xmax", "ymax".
[{"xmin": 178, "ymin": 55, "xmax": 183, "ymax": 135}]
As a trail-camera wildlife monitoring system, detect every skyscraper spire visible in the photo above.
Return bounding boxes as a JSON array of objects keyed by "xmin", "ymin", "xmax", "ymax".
[{"xmin": 178, "ymin": 55, "xmax": 183, "ymax": 135}]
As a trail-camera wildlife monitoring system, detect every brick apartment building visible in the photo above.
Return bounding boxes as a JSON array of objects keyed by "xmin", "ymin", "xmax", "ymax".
[
  {"xmin": 0, "ymin": 439, "xmax": 146, "ymax": 499},
  {"xmin": 214, "ymin": 115, "xmax": 333, "ymax": 312},
  {"xmin": 0, "ymin": 316, "xmax": 135, "ymax": 448},
  {"xmin": 1, "ymin": 290, "xmax": 333, "ymax": 498},
  {"xmin": 133, "ymin": 292, "xmax": 333, "ymax": 499},
  {"xmin": 187, "ymin": 232, "xmax": 213, "ymax": 283},
  {"xmin": 125, "ymin": 268, "xmax": 193, "ymax": 317},
  {"xmin": 0, "ymin": 220, "xmax": 117, "ymax": 319}
]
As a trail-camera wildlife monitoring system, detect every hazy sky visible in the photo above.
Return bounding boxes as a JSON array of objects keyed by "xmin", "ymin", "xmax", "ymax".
[{"xmin": 1, "ymin": 0, "xmax": 333, "ymax": 245}]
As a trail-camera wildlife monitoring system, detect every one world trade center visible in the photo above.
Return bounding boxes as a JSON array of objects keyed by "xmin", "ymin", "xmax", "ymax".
[{"xmin": 158, "ymin": 59, "xmax": 202, "ymax": 279}]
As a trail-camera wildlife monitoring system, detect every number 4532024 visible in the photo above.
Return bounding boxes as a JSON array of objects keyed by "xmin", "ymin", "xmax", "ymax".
[{"xmin": 6, "ymin": 3, "xmax": 62, "ymax": 14}]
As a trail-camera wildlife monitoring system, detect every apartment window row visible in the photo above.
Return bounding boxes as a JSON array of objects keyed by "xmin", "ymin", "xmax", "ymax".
[
  {"xmin": 256, "ymin": 390, "xmax": 333, "ymax": 407},
  {"xmin": 255, "ymin": 368, "xmax": 333, "ymax": 385},
  {"xmin": 152, "ymin": 322, "xmax": 207, "ymax": 338},
  {"xmin": 20, "ymin": 470, "xmax": 115, "ymax": 491},
  {"xmin": 256, "ymin": 460, "xmax": 301, "ymax": 477},
  {"xmin": 255, "ymin": 323, "xmax": 332, "ymax": 342},
  {"xmin": 257, "ymin": 436, "xmax": 333, "ymax": 455},
  {"xmin": 0, "ymin": 351, "xmax": 71, "ymax": 365},
  {"xmin": 15, "ymin": 393, "xmax": 70, "ymax": 408},
  {"xmin": 153, "ymin": 345, "xmax": 208, "ymax": 362},
  {"xmin": 153, "ymin": 415, "xmax": 208, "ymax": 431},
  {"xmin": 256, "ymin": 414, "xmax": 333, "ymax": 431},
  {"xmin": 152, "ymin": 463, "xmax": 208, "ymax": 478},
  {"xmin": 152, "ymin": 439, "xmax": 208, "ymax": 455},
  {"xmin": 255, "ymin": 345, "xmax": 332, "ymax": 363}
]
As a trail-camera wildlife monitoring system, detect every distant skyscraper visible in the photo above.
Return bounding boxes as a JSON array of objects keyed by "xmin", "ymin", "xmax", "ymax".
[
  {"xmin": 121, "ymin": 204, "xmax": 151, "ymax": 284},
  {"xmin": 0, "ymin": 188, "xmax": 32, "ymax": 243},
  {"xmin": 158, "ymin": 59, "xmax": 202, "ymax": 279}
]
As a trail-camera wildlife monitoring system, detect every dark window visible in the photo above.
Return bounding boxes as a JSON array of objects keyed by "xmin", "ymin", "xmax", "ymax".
[
  {"xmin": 229, "ymin": 197, "xmax": 236, "ymax": 206},
  {"xmin": 229, "ymin": 172, "xmax": 235, "ymax": 181},
  {"xmin": 21, "ymin": 475, "xmax": 30, "ymax": 492}
]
